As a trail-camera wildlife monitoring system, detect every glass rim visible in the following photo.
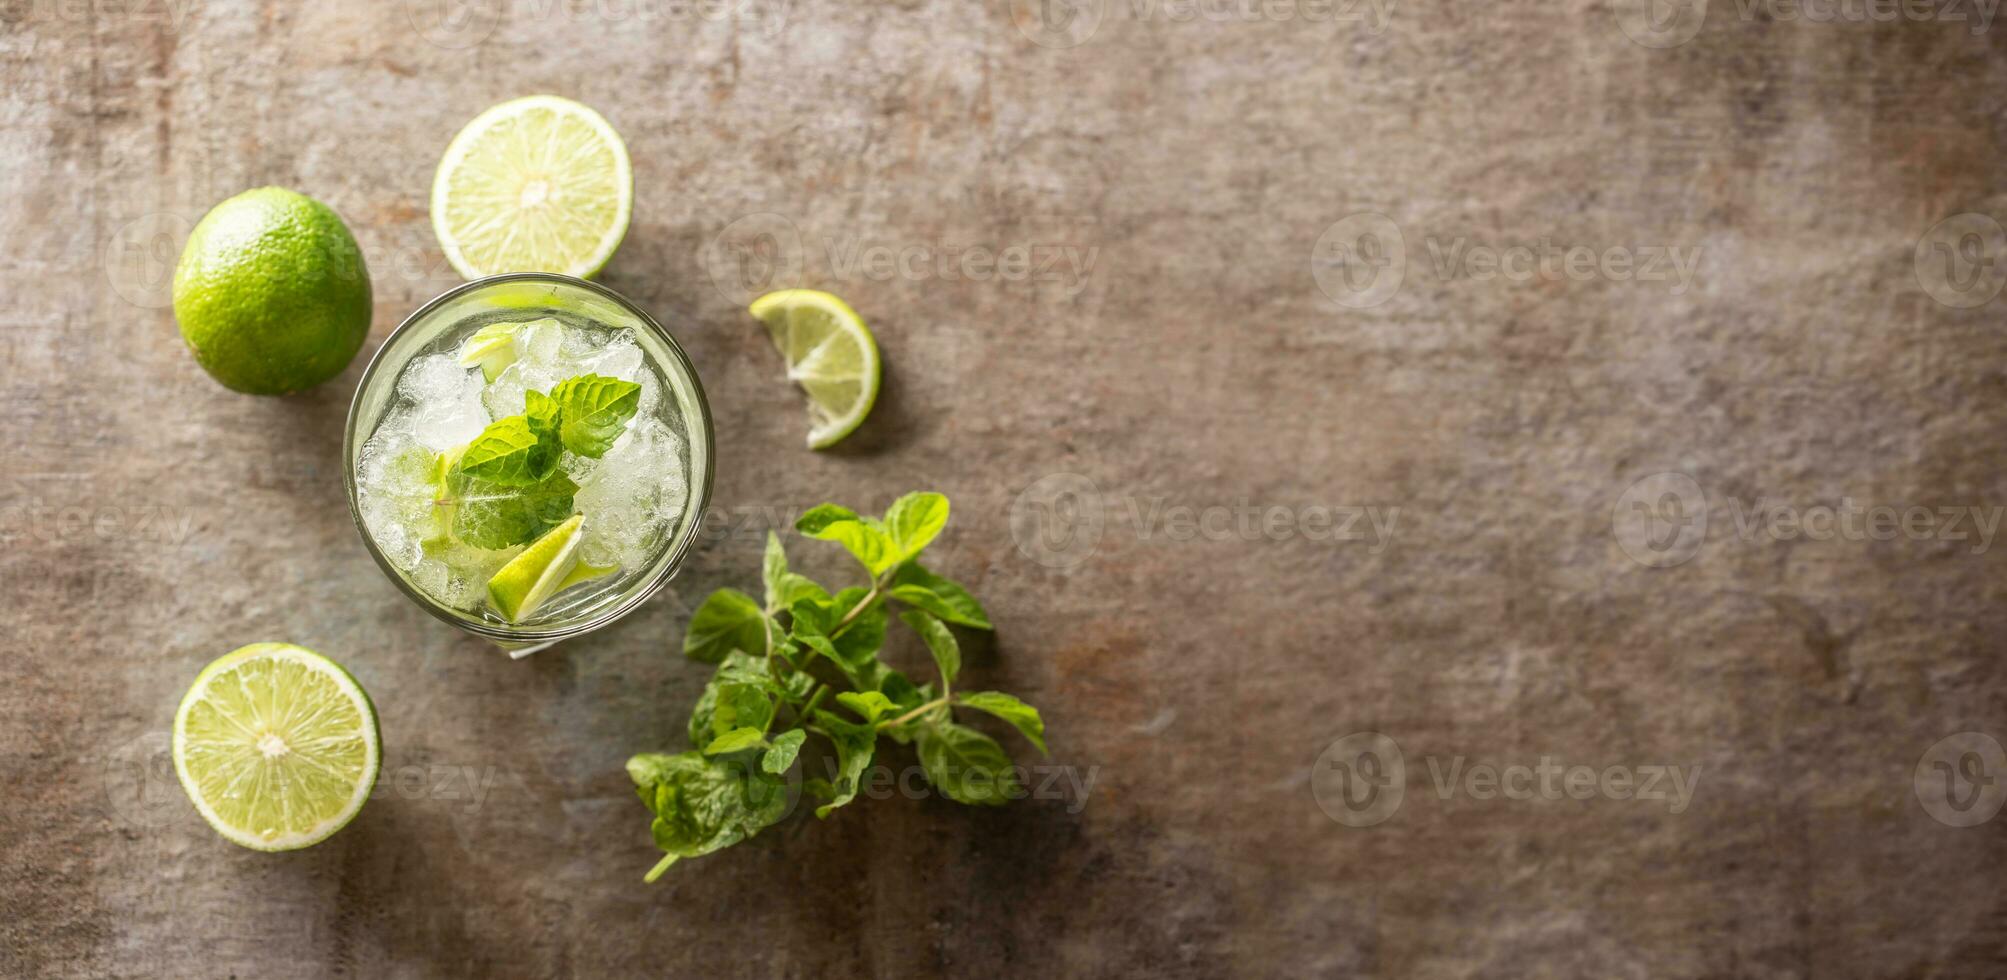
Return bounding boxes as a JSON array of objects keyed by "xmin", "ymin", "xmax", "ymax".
[{"xmin": 341, "ymin": 272, "xmax": 716, "ymax": 644}]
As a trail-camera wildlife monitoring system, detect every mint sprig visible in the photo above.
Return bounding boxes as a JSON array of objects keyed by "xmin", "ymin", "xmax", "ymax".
[
  {"xmin": 426, "ymin": 372, "xmax": 641, "ymax": 551},
  {"xmin": 627, "ymin": 491, "xmax": 1047, "ymax": 880}
]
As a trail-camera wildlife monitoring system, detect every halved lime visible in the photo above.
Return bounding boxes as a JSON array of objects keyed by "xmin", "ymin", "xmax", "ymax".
[
  {"xmin": 172, "ymin": 643, "xmax": 380, "ymax": 851},
  {"xmin": 486, "ymin": 514, "xmax": 618, "ymax": 622},
  {"xmin": 431, "ymin": 96, "xmax": 633, "ymax": 280},
  {"xmin": 748, "ymin": 289, "xmax": 881, "ymax": 449},
  {"xmin": 457, "ymin": 321, "xmax": 523, "ymax": 381}
]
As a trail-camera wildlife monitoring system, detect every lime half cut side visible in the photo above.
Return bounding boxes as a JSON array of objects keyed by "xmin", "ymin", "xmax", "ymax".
[
  {"xmin": 431, "ymin": 95, "xmax": 633, "ymax": 280},
  {"xmin": 748, "ymin": 289, "xmax": 881, "ymax": 449},
  {"xmin": 486, "ymin": 514, "xmax": 618, "ymax": 623},
  {"xmin": 172, "ymin": 643, "xmax": 381, "ymax": 851}
]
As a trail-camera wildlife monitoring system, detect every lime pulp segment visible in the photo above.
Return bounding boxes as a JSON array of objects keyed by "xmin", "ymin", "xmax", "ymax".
[{"xmin": 486, "ymin": 514, "xmax": 617, "ymax": 622}]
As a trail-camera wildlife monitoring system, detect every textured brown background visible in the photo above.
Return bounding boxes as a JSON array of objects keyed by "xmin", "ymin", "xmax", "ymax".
[{"xmin": 6, "ymin": 0, "xmax": 2007, "ymax": 976}]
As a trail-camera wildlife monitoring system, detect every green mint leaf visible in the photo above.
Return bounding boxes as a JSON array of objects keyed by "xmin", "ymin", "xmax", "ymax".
[
  {"xmin": 524, "ymin": 388, "xmax": 560, "ymax": 429},
  {"xmin": 627, "ymin": 751, "xmax": 789, "ymax": 879},
  {"xmin": 456, "ymin": 414, "xmax": 561, "ymax": 486},
  {"xmin": 883, "ymin": 491, "xmax": 949, "ymax": 562},
  {"xmin": 956, "ymin": 692, "xmax": 1047, "ymax": 755},
  {"xmin": 888, "ymin": 562, "xmax": 992, "ymax": 629},
  {"xmin": 802, "ymin": 778, "xmax": 837, "ymax": 801},
  {"xmin": 685, "ymin": 651, "xmax": 759, "ymax": 746},
  {"xmin": 761, "ymin": 531, "xmax": 789, "ymax": 610},
  {"xmin": 810, "ymin": 711, "xmax": 878, "ymax": 819},
  {"xmin": 796, "ymin": 504, "xmax": 897, "ymax": 574},
  {"xmin": 900, "ymin": 610, "xmax": 960, "ymax": 687},
  {"xmin": 916, "ymin": 721, "xmax": 1017, "ymax": 806},
  {"xmin": 445, "ymin": 464, "xmax": 576, "ymax": 549},
  {"xmin": 550, "ymin": 373, "xmax": 641, "ymax": 458},
  {"xmin": 683, "ymin": 589, "xmax": 769, "ymax": 664},
  {"xmin": 762, "ymin": 729, "xmax": 806, "ymax": 773},
  {"xmin": 703, "ymin": 726, "xmax": 768, "ymax": 756},
  {"xmin": 824, "ymin": 587, "xmax": 891, "ymax": 691},
  {"xmin": 774, "ymin": 573, "xmax": 830, "ymax": 610},
  {"xmin": 835, "ymin": 690, "xmax": 896, "ymax": 723}
]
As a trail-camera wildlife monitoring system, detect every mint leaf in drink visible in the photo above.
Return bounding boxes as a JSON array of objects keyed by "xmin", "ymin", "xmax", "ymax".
[
  {"xmin": 889, "ymin": 562, "xmax": 992, "ymax": 629},
  {"xmin": 811, "ymin": 711, "xmax": 878, "ymax": 819},
  {"xmin": 627, "ymin": 751, "xmax": 789, "ymax": 881},
  {"xmin": 900, "ymin": 610, "xmax": 960, "ymax": 688},
  {"xmin": 456, "ymin": 413, "xmax": 560, "ymax": 486},
  {"xmin": 956, "ymin": 692, "xmax": 1047, "ymax": 755},
  {"xmin": 884, "ymin": 491, "xmax": 948, "ymax": 562},
  {"xmin": 550, "ymin": 373, "xmax": 641, "ymax": 458},
  {"xmin": 762, "ymin": 729, "xmax": 806, "ymax": 774},
  {"xmin": 917, "ymin": 721, "xmax": 1016, "ymax": 806},
  {"xmin": 835, "ymin": 690, "xmax": 896, "ymax": 723},
  {"xmin": 796, "ymin": 504, "xmax": 896, "ymax": 574},
  {"xmin": 446, "ymin": 465, "xmax": 576, "ymax": 549},
  {"xmin": 703, "ymin": 726, "xmax": 768, "ymax": 755},
  {"xmin": 684, "ymin": 588, "xmax": 769, "ymax": 664}
]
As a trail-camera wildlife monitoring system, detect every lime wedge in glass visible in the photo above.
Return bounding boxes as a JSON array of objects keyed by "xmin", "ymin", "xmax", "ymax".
[
  {"xmin": 457, "ymin": 321, "xmax": 523, "ymax": 381},
  {"xmin": 172, "ymin": 643, "xmax": 381, "ymax": 851},
  {"xmin": 431, "ymin": 95, "xmax": 633, "ymax": 280},
  {"xmin": 487, "ymin": 514, "xmax": 618, "ymax": 622},
  {"xmin": 748, "ymin": 289, "xmax": 881, "ymax": 449}
]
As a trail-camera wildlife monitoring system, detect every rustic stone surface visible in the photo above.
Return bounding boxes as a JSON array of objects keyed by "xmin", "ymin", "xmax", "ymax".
[{"xmin": 5, "ymin": 1, "xmax": 2007, "ymax": 976}]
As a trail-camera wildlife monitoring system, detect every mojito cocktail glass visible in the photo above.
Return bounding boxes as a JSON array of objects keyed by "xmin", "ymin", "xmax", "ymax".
[{"xmin": 343, "ymin": 273, "xmax": 713, "ymax": 655}]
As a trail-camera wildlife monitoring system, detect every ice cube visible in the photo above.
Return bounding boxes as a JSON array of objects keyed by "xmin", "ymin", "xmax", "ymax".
[
  {"xmin": 398, "ymin": 353, "xmax": 475, "ymax": 404},
  {"xmin": 482, "ymin": 358, "xmax": 567, "ymax": 419},
  {"xmin": 516, "ymin": 318, "xmax": 566, "ymax": 366},
  {"xmin": 574, "ymin": 416, "xmax": 687, "ymax": 568},
  {"xmin": 580, "ymin": 334, "xmax": 644, "ymax": 382}
]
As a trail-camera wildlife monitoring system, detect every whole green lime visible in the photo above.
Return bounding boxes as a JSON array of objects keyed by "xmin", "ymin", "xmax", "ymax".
[{"xmin": 173, "ymin": 187, "xmax": 373, "ymax": 395}]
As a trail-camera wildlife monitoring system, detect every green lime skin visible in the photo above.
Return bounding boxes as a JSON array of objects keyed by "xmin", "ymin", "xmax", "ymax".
[{"xmin": 173, "ymin": 187, "xmax": 373, "ymax": 395}]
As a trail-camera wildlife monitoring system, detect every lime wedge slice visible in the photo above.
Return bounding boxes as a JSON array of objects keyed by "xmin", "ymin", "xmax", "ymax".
[
  {"xmin": 431, "ymin": 95, "xmax": 633, "ymax": 280},
  {"xmin": 486, "ymin": 514, "xmax": 619, "ymax": 622},
  {"xmin": 172, "ymin": 643, "xmax": 380, "ymax": 851},
  {"xmin": 747, "ymin": 289, "xmax": 881, "ymax": 449},
  {"xmin": 458, "ymin": 321, "xmax": 522, "ymax": 381}
]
